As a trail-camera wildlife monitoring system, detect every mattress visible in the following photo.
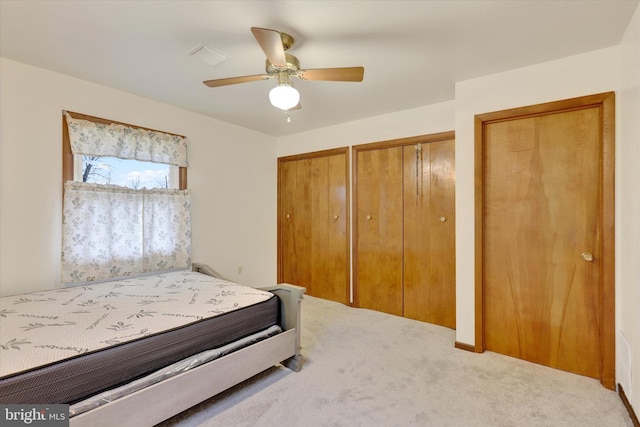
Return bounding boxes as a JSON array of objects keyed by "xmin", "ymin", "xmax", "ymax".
[{"xmin": 0, "ymin": 270, "xmax": 278, "ymax": 404}]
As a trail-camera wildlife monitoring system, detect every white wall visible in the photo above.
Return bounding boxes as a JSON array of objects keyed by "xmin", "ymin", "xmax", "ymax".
[
  {"xmin": 0, "ymin": 58, "xmax": 278, "ymax": 296},
  {"xmin": 618, "ymin": 2, "xmax": 640, "ymax": 409},
  {"xmin": 278, "ymin": 101, "xmax": 455, "ymax": 157},
  {"xmin": 454, "ymin": 46, "xmax": 620, "ymax": 346}
]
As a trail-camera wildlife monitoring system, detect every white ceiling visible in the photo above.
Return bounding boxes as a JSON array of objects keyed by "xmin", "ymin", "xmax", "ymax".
[{"xmin": 1, "ymin": 1, "xmax": 638, "ymax": 137}]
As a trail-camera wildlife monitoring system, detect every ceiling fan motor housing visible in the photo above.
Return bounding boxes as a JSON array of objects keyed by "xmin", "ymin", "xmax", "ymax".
[
  {"xmin": 279, "ymin": 32, "xmax": 294, "ymax": 51},
  {"xmin": 266, "ymin": 53, "xmax": 300, "ymax": 76}
]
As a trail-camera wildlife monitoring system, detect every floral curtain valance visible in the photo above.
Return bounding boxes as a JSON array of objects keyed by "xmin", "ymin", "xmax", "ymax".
[
  {"xmin": 61, "ymin": 181, "xmax": 192, "ymax": 283},
  {"xmin": 65, "ymin": 113, "xmax": 188, "ymax": 167}
]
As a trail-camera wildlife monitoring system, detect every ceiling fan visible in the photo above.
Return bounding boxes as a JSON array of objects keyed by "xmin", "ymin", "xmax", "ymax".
[{"xmin": 203, "ymin": 27, "xmax": 365, "ymax": 111}]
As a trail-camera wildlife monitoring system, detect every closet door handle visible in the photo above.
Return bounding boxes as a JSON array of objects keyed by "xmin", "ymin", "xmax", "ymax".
[
  {"xmin": 366, "ymin": 215, "xmax": 372, "ymax": 220},
  {"xmin": 333, "ymin": 215, "xmax": 339, "ymax": 221},
  {"xmin": 581, "ymin": 252, "xmax": 594, "ymax": 262}
]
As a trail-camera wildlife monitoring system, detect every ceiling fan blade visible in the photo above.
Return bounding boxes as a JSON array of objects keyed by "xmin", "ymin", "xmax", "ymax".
[
  {"xmin": 299, "ymin": 67, "xmax": 364, "ymax": 82},
  {"xmin": 203, "ymin": 74, "xmax": 271, "ymax": 88},
  {"xmin": 251, "ymin": 27, "xmax": 287, "ymax": 67}
]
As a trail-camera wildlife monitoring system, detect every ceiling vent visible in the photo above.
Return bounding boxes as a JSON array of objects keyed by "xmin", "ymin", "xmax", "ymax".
[{"xmin": 187, "ymin": 43, "xmax": 228, "ymax": 67}]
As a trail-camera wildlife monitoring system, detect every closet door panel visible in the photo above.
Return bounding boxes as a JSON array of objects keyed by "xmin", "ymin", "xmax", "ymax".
[
  {"xmin": 355, "ymin": 147, "xmax": 404, "ymax": 316},
  {"xmin": 425, "ymin": 139, "xmax": 456, "ymax": 328},
  {"xmin": 402, "ymin": 144, "xmax": 431, "ymax": 322},
  {"xmin": 310, "ymin": 154, "xmax": 349, "ymax": 304},
  {"xmin": 403, "ymin": 139, "xmax": 455, "ymax": 327},
  {"xmin": 280, "ymin": 159, "xmax": 312, "ymax": 290}
]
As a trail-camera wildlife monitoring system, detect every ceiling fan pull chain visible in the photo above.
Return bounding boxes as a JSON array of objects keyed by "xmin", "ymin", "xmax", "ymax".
[{"xmin": 415, "ymin": 143, "xmax": 422, "ymax": 202}]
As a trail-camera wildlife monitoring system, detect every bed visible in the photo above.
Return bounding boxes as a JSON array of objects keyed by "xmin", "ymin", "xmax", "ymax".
[{"xmin": 0, "ymin": 263, "xmax": 305, "ymax": 427}]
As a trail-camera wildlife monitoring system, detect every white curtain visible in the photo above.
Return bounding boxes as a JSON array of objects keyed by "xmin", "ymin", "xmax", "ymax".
[
  {"xmin": 143, "ymin": 189, "xmax": 192, "ymax": 272},
  {"xmin": 65, "ymin": 113, "xmax": 188, "ymax": 167},
  {"xmin": 62, "ymin": 182, "xmax": 191, "ymax": 283}
]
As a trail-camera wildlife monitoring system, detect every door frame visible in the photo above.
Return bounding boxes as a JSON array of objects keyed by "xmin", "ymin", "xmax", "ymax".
[{"xmin": 473, "ymin": 92, "xmax": 615, "ymax": 389}]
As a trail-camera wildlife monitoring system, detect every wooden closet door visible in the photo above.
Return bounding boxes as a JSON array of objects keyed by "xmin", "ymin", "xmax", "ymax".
[
  {"xmin": 483, "ymin": 107, "xmax": 601, "ymax": 378},
  {"xmin": 355, "ymin": 147, "xmax": 404, "ymax": 316},
  {"xmin": 279, "ymin": 158, "xmax": 312, "ymax": 289},
  {"xmin": 403, "ymin": 139, "xmax": 456, "ymax": 328},
  {"xmin": 278, "ymin": 149, "xmax": 350, "ymax": 304},
  {"xmin": 309, "ymin": 154, "xmax": 349, "ymax": 304}
]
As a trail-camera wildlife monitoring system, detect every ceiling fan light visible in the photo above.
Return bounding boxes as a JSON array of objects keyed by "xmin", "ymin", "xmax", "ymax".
[{"xmin": 269, "ymin": 84, "xmax": 300, "ymax": 110}]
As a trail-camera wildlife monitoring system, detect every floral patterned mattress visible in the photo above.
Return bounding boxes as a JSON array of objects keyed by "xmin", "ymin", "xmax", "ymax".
[{"xmin": 0, "ymin": 270, "xmax": 278, "ymax": 403}]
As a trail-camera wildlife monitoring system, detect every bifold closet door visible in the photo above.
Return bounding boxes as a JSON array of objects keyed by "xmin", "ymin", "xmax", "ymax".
[
  {"xmin": 354, "ymin": 133, "xmax": 456, "ymax": 327},
  {"xmin": 354, "ymin": 147, "xmax": 404, "ymax": 316},
  {"xmin": 402, "ymin": 139, "xmax": 456, "ymax": 328},
  {"xmin": 279, "ymin": 158, "xmax": 312, "ymax": 289},
  {"xmin": 308, "ymin": 155, "xmax": 349, "ymax": 303},
  {"xmin": 278, "ymin": 150, "xmax": 349, "ymax": 305}
]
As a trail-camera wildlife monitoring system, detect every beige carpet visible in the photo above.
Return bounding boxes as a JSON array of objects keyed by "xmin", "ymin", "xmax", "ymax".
[{"xmin": 159, "ymin": 295, "xmax": 632, "ymax": 427}]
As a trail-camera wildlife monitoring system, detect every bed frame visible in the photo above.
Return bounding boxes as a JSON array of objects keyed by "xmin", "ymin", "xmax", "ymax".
[{"xmin": 69, "ymin": 263, "xmax": 305, "ymax": 427}]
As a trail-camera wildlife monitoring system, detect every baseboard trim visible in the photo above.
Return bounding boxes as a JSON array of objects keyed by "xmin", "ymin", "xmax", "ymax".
[
  {"xmin": 619, "ymin": 383, "xmax": 640, "ymax": 427},
  {"xmin": 454, "ymin": 341, "xmax": 477, "ymax": 353}
]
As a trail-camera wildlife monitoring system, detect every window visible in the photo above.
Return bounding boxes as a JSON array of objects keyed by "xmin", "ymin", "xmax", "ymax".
[
  {"xmin": 78, "ymin": 156, "xmax": 177, "ymax": 189},
  {"xmin": 62, "ymin": 111, "xmax": 187, "ymax": 190},
  {"xmin": 61, "ymin": 111, "xmax": 191, "ymax": 283}
]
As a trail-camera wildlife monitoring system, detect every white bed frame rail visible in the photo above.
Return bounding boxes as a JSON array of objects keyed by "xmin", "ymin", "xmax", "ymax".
[{"xmin": 70, "ymin": 264, "xmax": 305, "ymax": 427}]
